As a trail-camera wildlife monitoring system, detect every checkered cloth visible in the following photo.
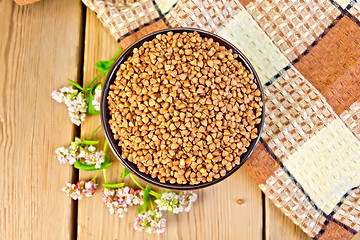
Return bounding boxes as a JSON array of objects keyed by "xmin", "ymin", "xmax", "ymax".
[{"xmin": 16, "ymin": 0, "xmax": 360, "ymax": 239}]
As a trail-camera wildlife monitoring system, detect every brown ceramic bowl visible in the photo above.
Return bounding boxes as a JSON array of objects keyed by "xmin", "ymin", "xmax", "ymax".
[{"xmin": 101, "ymin": 28, "xmax": 265, "ymax": 190}]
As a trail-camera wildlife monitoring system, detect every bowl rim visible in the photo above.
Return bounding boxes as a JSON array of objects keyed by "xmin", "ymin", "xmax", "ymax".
[{"xmin": 101, "ymin": 27, "xmax": 265, "ymax": 190}]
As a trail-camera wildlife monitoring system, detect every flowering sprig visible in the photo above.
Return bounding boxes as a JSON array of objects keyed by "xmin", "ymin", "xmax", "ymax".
[
  {"xmin": 155, "ymin": 191, "xmax": 197, "ymax": 214},
  {"xmin": 51, "ymin": 86, "xmax": 87, "ymax": 126},
  {"xmin": 55, "ymin": 136, "xmax": 105, "ymax": 169},
  {"xmin": 134, "ymin": 210, "xmax": 166, "ymax": 234},
  {"xmin": 62, "ymin": 180, "xmax": 97, "ymax": 200},
  {"xmin": 55, "ymin": 137, "xmax": 82, "ymax": 165},
  {"xmin": 58, "ymin": 140, "xmax": 198, "ymax": 234},
  {"xmin": 54, "ymin": 47, "xmax": 197, "ymax": 235},
  {"xmin": 103, "ymin": 186, "xmax": 144, "ymax": 218},
  {"xmin": 127, "ymin": 172, "xmax": 198, "ymax": 233},
  {"xmin": 51, "ymin": 47, "xmax": 122, "ymax": 125}
]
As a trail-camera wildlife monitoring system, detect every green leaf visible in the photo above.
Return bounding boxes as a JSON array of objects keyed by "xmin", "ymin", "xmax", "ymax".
[
  {"xmin": 74, "ymin": 161, "xmax": 112, "ymax": 171},
  {"xmin": 93, "ymin": 48, "xmax": 123, "ymax": 77},
  {"xmin": 137, "ymin": 185, "xmax": 151, "ymax": 214},
  {"xmin": 119, "ymin": 168, "xmax": 130, "ymax": 178},
  {"xmin": 82, "ymin": 140, "xmax": 99, "ymax": 145},
  {"xmin": 74, "ymin": 155, "xmax": 112, "ymax": 171},
  {"xmin": 94, "ymin": 60, "xmax": 114, "ymax": 76},
  {"xmin": 87, "ymin": 83, "xmax": 100, "ymax": 115},
  {"xmin": 102, "ymin": 182, "xmax": 125, "ymax": 189},
  {"xmin": 137, "ymin": 204, "xmax": 147, "ymax": 214},
  {"xmin": 67, "ymin": 78, "xmax": 83, "ymax": 91}
]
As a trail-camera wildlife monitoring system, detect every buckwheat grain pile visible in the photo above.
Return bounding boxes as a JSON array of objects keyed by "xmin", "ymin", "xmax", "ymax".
[{"xmin": 108, "ymin": 31, "xmax": 263, "ymax": 185}]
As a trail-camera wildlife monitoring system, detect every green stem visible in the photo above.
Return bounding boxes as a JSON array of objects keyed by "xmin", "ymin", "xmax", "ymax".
[
  {"xmin": 130, "ymin": 173, "xmax": 145, "ymax": 190},
  {"xmin": 111, "ymin": 47, "xmax": 123, "ymax": 61},
  {"xmin": 101, "ymin": 74, "xmax": 105, "ymax": 86},
  {"xmin": 149, "ymin": 198, "xmax": 154, "ymax": 211},
  {"xmin": 103, "ymin": 140, "xmax": 108, "ymax": 153},
  {"xmin": 103, "ymin": 169, "xmax": 108, "ymax": 184},
  {"xmin": 91, "ymin": 170, "xmax": 101, "ymax": 181},
  {"xmin": 87, "ymin": 125, "xmax": 102, "ymax": 140},
  {"xmin": 149, "ymin": 190, "xmax": 162, "ymax": 199},
  {"xmin": 85, "ymin": 73, "xmax": 102, "ymax": 90}
]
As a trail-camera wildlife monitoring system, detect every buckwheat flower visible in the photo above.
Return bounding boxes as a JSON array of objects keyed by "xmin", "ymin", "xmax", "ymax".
[
  {"xmin": 62, "ymin": 180, "xmax": 97, "ymax": 200},
  {"xmin": 66, "ymin": 92, "xmax": 87, "ymax": 126},
  {"xmin": 130, "ymin": 189, "xmax": 144, "ymax": 205},
  {"xmin": 155, "ymin": 191, "xmax": 197, "ymax": 214},
  {"xmin": 133, "ymin": 210, "xmax": 166, "ymax": 234},
  {"xmin": 88, "ymin": 145, "xmax": 96, "ymax": 152},
  {"xmin": 69, "ymin": 137, "xmax": 82, "ymax": 153},
  {"xmin": 55, "ymin": 138, "xmax": 105, "ymax": 168},
  {"xmin": 102, "ymin": 187, "xmax": 144, "ymax": 218},
  {"xmin": 117, "ymin": 186, "xmax": 144, "ymax": 206},
  {"xmin": 82, "ymin": 146, "xmax": 105, "ymax": 169},
  {"xmin": 55, "ymin": 138, "xmax": 82, "ymax": 165},
  {"xmin": 83, "ymin": 180, "xmax": 97, "ymax": 197},
  {"xmin": 92, "ymin": 84, "xmax": 102, "ymax": 111},
  {"xmin": 180, "ymin": 191, "xmax": 197, "ymax": 212},
  {"xmin": 102, "ymin": 188, "xmax": 128, "ymax": 217},
  {"xmin": 51, "ymin": 90, "xmax": 65, "ymax": 103},
  {"xmin": 51, "ymin": 86, "xmax": 87, "ymax": 126},
  {"xmin": 51, "ymin": 86, "xmax": 78, "ymax": 103},
  {"xmin": 55, "ymin": 147, "xmax": 71, "ymax": 164},
  {"xmin": 55, "ymin": 146, "xmax": 77, "ymax": 165}
]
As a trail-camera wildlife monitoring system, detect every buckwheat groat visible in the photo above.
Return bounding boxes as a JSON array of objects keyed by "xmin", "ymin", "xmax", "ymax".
[{"xmin": 108, "ymin": 31, "xmax": 263, "ymax": 185}]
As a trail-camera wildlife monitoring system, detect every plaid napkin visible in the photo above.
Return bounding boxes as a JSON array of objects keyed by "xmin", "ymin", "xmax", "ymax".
[{"xmin": 17, "ymin": 0, "xmax": 360, "ymax": 239}]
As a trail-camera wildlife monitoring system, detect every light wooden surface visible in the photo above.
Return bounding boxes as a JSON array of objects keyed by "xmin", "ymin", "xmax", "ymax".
[
  {"xmin": 265, "ymin": 199, "xmax": 310, "ymax": 240},
  {"xmin": 0, "ymin": 0, "xmax": 82, "ymax": 239},
  {"xmin": 1, "ymin": 1, "xmax": 359, "ymax": 240}
]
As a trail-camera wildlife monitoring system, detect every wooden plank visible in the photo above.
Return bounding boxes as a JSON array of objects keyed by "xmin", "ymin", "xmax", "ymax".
[
  {"xmin": 353, "ymin": 233, "xmax": 360, "ymax": 240},
  {"xmin": 265, "ymin": 199, "xmax": 311, "ymax": 240},
  {"xmin": 78, "ymin": 9, "xmax": 263, "ymax": 240},
  {"xmin": 0, "ymin": 0, "xmax": 83, "ymax": 239}
]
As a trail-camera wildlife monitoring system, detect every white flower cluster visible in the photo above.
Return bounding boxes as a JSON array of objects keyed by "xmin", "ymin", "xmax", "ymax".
[
  {"xmin": 78, "ymin": 145, "xmax": 105, "ymax": 169},
  {"xmin": 62, "ymin": 180, "xmax": 97, "ymax": 200},
  {"xmin": 103, "ymin": 187, "xmax": 144, "ymax": 218},
  {"xmin": 92, "ymin": 84, "xmax": 102, "ymax": 111},
  {"xmin": 55, "ymin": 138, "xmax": 105, "ymax": 168},
  {"xmin": 155, "ymin": 191, "xmax": 197, "ymax": 214},
  {"xmin": 51, "ymin": 86, "xmax": 87, "ymax": 126},
  {"xmin": 133, "ymin": 210, "xmax": 166, "ymax": 235}
]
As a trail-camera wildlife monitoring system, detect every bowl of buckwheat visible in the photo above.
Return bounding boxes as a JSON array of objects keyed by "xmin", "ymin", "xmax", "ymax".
[{"xmin": 101, "ymin": 28, "xmax": 264, "ymax": 190}]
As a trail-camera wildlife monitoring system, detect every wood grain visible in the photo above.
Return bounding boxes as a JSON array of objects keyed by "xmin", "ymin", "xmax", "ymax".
[
  {"xmin": 1, "ymin": 2, "xmax": 346, "ymax": 239},
  {"xmin": 265, "ymin": 199, "xmax": 311, "ymax": 240},
  {"xmin": 77, "ymin": 9, "xmax": 263, "ymax": 240},
  {"xmin": 0, "ymin": 0, "xmax": 82, "ymax": 239},
  {"xmin": 353, "ymin": 233, "xmax": 360, "ymax": 240}
]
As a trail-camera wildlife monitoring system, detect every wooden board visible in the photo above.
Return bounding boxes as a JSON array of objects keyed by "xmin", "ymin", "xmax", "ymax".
[
  {"xmin": 265, "ymin": 199, "xmax": 311, "ymax": 240},
  {"xmin": 77, "ymin": 9, "xmax": 263, "ymax": 240},
  {"xmin": 0, "ymin": 0, "xmax": 83, "ymax": 239},
  {"xmin": 3, "ymin": 2, "xmax": 352, "ymax": 239}
]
